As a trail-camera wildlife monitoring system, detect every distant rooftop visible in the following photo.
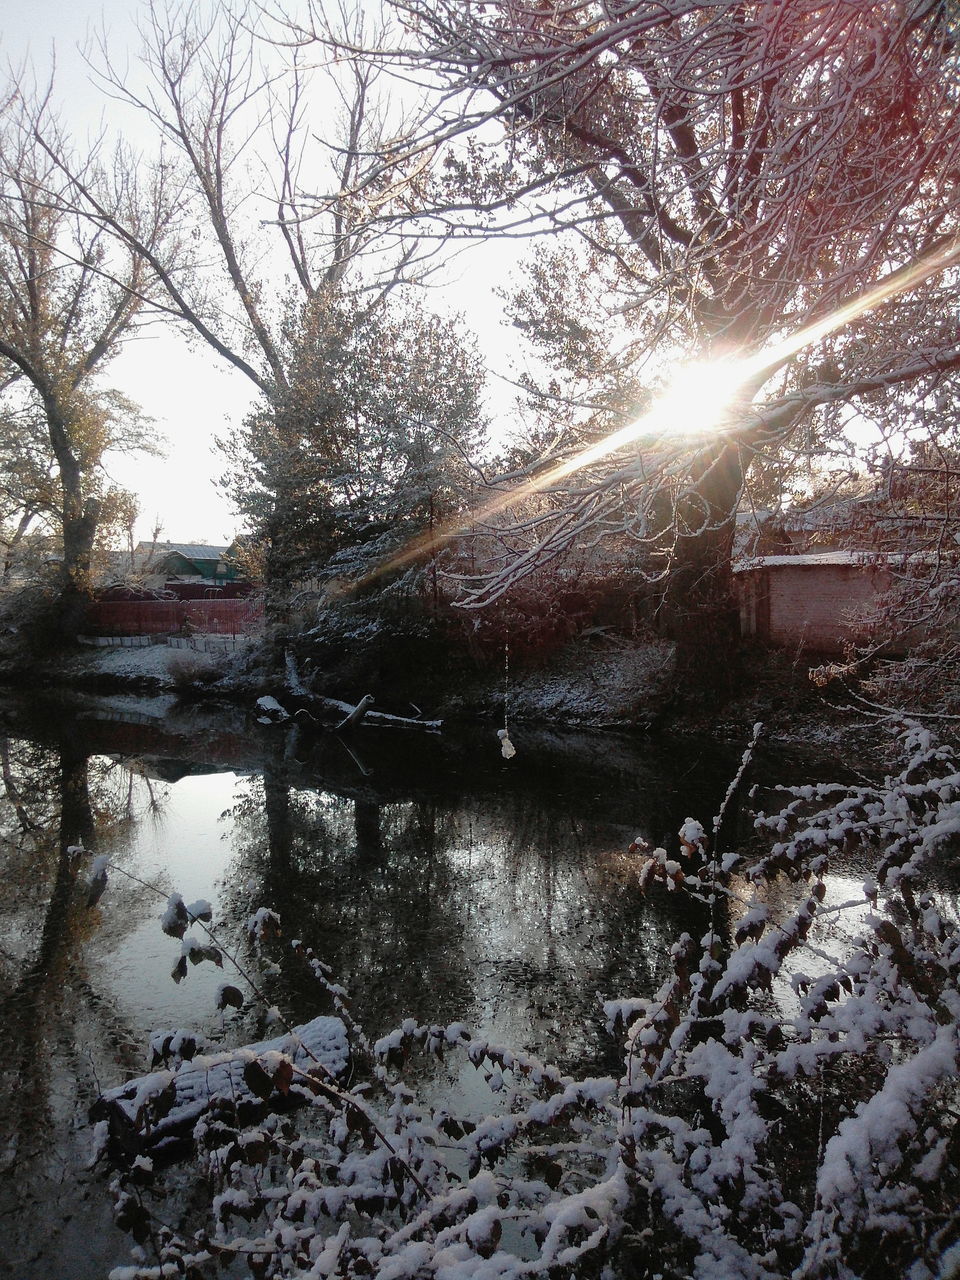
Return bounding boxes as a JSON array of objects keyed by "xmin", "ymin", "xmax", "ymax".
[
  {"xmin": 135, "ymin": 541, "xmax": 231, "ymax": 561},
  {"xmin": 734, "ymin": 551, "xmax": 875, "ymax": 571}
]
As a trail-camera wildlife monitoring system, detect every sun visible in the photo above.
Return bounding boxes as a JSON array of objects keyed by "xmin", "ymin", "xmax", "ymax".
[
  {"xmin": 643, "ymin": 357, "xmax": 753, "ymax": 438},
  {"xmin": 539, "ymin": 355, "xmax": 753, "ymax": 482},
  {"xmin": 542, "ymin": 355, "xmax": 751, "ymax": 483}
]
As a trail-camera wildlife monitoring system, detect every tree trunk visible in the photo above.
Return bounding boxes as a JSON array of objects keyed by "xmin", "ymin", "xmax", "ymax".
[
  {"xmin": 354, "ymin": 798, "xmax": 382, "ymax": 863},
  {"xmin": 44, "ymin": 394, "xmax": 100, "ymax": 636},
  {"xmin": 264, "ymin": 515, "xmax": 294, "ymax": 659},
  {"xmin": 62, "ymin": 496, "xmax": 100, "ymax": 588},
  {"xmin": 2, "ymin": 509, "xmax": 35, "ymax": 582},
  {"xmin": 263, "ymin": 758, "xmax": 292, "ymax": 878},
  {"xmin": 58, "ymin": 495, "xmax": 101, "ymax": 626},
  {"xmin": 660, "ymin": 438, "xmax": 744, "ymax": 705}
]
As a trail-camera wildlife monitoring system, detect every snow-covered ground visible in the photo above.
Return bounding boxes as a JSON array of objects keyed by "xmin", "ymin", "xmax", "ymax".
[
  {"xmin": 68, "ymin": 638, "xmax": 251, "ymax": 686},
  {"xmin": 504, "ymin": 638, "xmax": 675, "ymax": 726},
  {"xmin": 79, "ymin": 644, "xmax": 193, "ymax": 682},
  {"xmin": 48, "ymin": 629, "xmax": 868, "ymax": 755},
  {"xmin": 64, "ymin": 631, "xmax": 676, "ymax": 725}
]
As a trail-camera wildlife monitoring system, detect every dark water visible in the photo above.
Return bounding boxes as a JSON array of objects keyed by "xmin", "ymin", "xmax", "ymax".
[{"xmin": 0, "ymin": 688, "xmax": 822, "ymax": 1279}]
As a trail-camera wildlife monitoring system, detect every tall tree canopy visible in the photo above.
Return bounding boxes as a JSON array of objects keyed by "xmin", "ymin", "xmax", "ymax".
[
  {"xmin": 71, "ymin": 0, "xmax": 437, "ymax": 397},
  {"xmin": 220, "ymin": 290, "xmax": 487, "ymax": 593},
  {"xmin": 314, "ymin": 0, "xmax": 960, "ymax": 690},
  {"xmin": 51, "ymin": 0, "xmax": 483, "ymax": 628},
  {"xmin": 0, "ymin": 81, "xmax": 168, "ymax": 620}
]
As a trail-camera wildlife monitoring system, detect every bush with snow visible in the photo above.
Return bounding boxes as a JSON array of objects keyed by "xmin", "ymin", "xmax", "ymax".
[{"xmin": 98, "ymin": 722, "xmax": 960, "ymax": 1279}]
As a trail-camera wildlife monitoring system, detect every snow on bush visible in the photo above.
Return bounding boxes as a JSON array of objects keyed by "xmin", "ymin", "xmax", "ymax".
[{"xmin": 100, "ymin": 722, "xmax": 960, "ymax": 1279}]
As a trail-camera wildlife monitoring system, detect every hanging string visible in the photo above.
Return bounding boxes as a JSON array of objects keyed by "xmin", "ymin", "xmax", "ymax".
[
  {"xmin": 498, "ymin": 637, "xmax": 516, "ymax": 758},
  {"xmin": 503, "ymin": 636, "xmax": 509, "ymax": 732}
]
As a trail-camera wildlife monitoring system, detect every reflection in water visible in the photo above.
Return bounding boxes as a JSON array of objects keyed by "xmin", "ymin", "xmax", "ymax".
[
  {"xmin": 0, "ymin": 691, "xmax": 773, "ymax": 1278},
  {"xmin": 223, "ymin": 742, "xmax": 716, "ymax": 1078},
  {"xmin": 0, "ymin": 734, "xmax": 158, "ymax": 1278}
]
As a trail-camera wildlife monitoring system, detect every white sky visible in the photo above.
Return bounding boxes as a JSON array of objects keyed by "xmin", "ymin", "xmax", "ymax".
[{"xmin": 1, "ymin": 1, "xmax": 526, "ymax": 546}]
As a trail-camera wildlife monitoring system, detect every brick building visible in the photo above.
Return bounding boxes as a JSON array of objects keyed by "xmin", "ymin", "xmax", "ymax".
[{"xmin": 734, "ymin": 552, "xmax": 891, "ymax": 654}]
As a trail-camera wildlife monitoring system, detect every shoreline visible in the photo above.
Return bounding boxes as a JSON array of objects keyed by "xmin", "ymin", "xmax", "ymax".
[{"xmin": 0, "ymin": 631, "xmax": 884, "ymax": 774}]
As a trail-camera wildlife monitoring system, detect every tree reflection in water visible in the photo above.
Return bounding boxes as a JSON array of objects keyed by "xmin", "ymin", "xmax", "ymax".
[
  {"xmin": 221, "ymin": 731, "xmax": 718, "ymax": 1077},
  {"xmin": 0, "ymin": 697, "xmax": 749, "ymax": 1278},
  {"xmin": 0, "ymin": 733, "xmax": 163, "ymax": 1279}
]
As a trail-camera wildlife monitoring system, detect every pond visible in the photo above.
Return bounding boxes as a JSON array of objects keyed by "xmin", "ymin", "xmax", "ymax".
[{"xmin": 0, "ymin": 688, "xmax": 830, "ymax": 1279}]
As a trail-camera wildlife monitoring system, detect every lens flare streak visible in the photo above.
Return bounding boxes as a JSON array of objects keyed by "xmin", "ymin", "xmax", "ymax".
[{"xmin": 365, "ymin": 233, "xmax": 960, "ymax": 586}]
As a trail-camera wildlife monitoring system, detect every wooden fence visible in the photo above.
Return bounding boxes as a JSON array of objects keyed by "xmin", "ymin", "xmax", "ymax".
[{"xmin": 83, "ymin": 597, "xmax": 264, "ymax": 637}]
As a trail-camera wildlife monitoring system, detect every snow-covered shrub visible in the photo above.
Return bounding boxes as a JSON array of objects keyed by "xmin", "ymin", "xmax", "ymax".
[
  {"xmin": 607, "ymin": 721, "xmax": 960, "ymax": 1278},
  {"xmin": 98, "ymin": 723, "xmax": 960, "ymax": 1279}
]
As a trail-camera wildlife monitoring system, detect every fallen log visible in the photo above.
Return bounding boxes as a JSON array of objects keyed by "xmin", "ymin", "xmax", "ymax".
[
  {"xmin": 281, "ymin": 650, "xmax": 441, "ymax": 731},
  {"xmin": 337, "ymin": 700, "xmax": 441, "ymax": 731},
  {"xmin": 276, "ymin": 690, "xmax": 441, "ymax": 731},
  {"xmin": 92, "ymin": 1015, "xmax": 349, "ymax": 1161}
]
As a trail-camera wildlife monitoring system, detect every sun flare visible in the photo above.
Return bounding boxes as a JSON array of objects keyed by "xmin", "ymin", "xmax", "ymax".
[
  {"xmin": 364, "ymin": 232, "xmax": 960, "ymax": 588},
  {"xmin": 552, "ymin": 354, "xmax": 753, "ymax": 478},
  {"xmin": 643, "ymin": 357, "xmax": 752, "ymax": 438}
]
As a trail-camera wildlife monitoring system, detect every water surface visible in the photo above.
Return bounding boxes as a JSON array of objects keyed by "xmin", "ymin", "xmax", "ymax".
[{"xmin": 0, "ymin": 688, "xmax": 814, "ymax": 1278}]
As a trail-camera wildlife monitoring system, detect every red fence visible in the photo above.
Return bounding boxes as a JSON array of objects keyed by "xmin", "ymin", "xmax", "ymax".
[{"xmin": 84, "ymin": 597, "xmax": 264, "ymax": 636}]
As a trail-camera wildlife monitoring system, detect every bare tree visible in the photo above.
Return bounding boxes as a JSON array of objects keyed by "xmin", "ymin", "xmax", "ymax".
[
  {"xmin": 0, "ymin": 78, "xmax": 169, "ymax": 626},
  {"xmin": 44, "ymin": 0, "xmax": 466, "ymax": 629},
  {"xmin": 49, "ymin": 0, "xmax": 446, "ymax": 394},
  {"xmin": 308, "ymin": 0, "xmax": 960, "ymax": 695}
]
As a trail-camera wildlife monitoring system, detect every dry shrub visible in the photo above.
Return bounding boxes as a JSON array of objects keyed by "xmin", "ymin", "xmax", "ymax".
[
  {"xmin": 166, "ymin": 651, "xmax": 227, "ymax": 690},
  {"xmin": 449, "ymin": 564, "xmax": 649, "ymax": 668},
  {"xmin": 0, "ymin": 582, "xmax": 68, "ymax": 658}
]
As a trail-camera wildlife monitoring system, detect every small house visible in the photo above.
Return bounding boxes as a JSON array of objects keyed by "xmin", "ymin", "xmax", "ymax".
[
  {"xmin": 734, "ymin": 551, "xmax": 891, "ymax": 654},
  {"xmin": 133, "ymin": 541, "xmax": 240, "ymax": 586}
]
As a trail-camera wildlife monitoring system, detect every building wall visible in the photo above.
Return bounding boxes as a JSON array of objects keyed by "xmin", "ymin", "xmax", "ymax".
[{"xmin": 738, "ymin": 562, "xmax": 889, "ymax": 653}]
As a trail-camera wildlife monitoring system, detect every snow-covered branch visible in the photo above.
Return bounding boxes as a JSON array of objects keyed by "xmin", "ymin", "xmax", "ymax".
[{"xmin": 94, "ymin": 718, "xmax": 960, "ymax": 1278}]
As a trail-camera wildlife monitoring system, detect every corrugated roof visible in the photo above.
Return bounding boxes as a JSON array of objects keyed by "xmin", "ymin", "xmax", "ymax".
[{"xmin": 141, "ymin": 542, "xmax": 231, "ymax": 561}]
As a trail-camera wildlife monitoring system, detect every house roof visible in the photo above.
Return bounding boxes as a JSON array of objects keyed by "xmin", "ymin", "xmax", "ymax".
[
  {"xmin": 136, "ymin": 542, "xmax": 231, "ymax": 562},
  {"xmin": 734, "ymin": 551, "xmax": 875, "ymax": 572}
]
